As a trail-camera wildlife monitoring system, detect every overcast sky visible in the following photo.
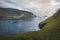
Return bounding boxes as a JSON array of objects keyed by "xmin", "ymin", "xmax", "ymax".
[{"xmin": 0, "ymin": 0, "xmax": 60, "ymax": 17}]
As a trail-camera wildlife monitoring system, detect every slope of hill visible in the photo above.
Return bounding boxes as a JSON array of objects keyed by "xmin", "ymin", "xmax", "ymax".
[
  {"xmin": 0, "ymin": 9, "xmax": 60, "ymax": 40},
  {"xmin": 0, "ymin": 8, "xmax": 36, "ymax": 19}
]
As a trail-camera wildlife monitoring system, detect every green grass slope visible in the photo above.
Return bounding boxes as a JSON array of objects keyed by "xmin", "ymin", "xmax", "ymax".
[
  {"xmin": 0, "ymin": 9, "xmax": 60, "ymax": 40},
  {"xmin": 0, "ymin": 10, "xmax": 14, "ymax": 20}
]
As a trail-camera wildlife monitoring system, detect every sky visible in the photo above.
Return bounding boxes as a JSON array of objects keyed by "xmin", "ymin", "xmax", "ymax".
[{"xmin": 0, "ymin": 0, "xmax": 60, "ymax": 17}]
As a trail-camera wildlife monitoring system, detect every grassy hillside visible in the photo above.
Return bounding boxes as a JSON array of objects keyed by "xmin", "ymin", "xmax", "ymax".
[
  {"xmin": 0, "ymin": 10, "xmax": 12, "ymax": 20},
  {"xmin": 0, "ymin": 9, "xmax": 60, "ymax": 40}
]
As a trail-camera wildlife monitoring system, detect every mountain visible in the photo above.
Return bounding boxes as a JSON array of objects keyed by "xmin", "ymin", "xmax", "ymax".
[
  {"xmin": 0, "ymin": 9, "xmax": 60, "ymax": 40},
  {"xmin": 0, "ymin": 8, "xmax": 36, "ymax": 19}
]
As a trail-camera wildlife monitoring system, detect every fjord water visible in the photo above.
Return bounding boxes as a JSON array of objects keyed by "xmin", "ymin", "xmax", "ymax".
[{"xmin": 0, "ymin": 17, "xmax": 44, "ymax": 36}]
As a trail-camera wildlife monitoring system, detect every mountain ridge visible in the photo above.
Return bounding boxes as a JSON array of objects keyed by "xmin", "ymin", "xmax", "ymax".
[{"xmin": 0, "ymin": 8, "xmax": 36, "ymax": 19}]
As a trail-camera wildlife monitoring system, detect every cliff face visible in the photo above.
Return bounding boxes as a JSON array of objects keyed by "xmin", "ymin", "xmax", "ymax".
[{"xmin": 0, "ymin": 8, "xmax": 36, "ymax": 19}]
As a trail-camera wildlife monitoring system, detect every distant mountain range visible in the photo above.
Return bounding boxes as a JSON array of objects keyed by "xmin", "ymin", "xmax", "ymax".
[{"xmin": 0, "ymin": 8, "xmax": 36, "ymax": 19}]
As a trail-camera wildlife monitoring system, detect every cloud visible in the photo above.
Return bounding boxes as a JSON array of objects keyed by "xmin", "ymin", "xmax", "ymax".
[
  {"xmin": 50, "ymin": 0, "xmax": 60, "ymax": 6},
  {"xmin": 0, "ymin": 0, "xmax": 60, "ymax": 16}
]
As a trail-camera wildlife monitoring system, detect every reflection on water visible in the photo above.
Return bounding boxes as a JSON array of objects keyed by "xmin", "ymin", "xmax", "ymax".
[{"xmin": 0, "ymin": 17, "xmax": 44, "ymax": 36}]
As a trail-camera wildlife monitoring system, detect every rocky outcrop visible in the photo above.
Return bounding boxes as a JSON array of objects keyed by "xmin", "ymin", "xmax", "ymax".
[{"xmin": 39, "ymin": 22, "xmax": 46, "ymax": 29}]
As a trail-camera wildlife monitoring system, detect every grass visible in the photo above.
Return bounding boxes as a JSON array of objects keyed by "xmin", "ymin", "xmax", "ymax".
[
  {"xmin": 0, "ymin": 10, "xmax": 14, "ymax": 20},
  {"xmin": 0, "ymin": 9, "xmax": 60, "ymax": 40},
  {"xmin": 0, "ymin": 8, "xmax": 16, "ymax": 18}
]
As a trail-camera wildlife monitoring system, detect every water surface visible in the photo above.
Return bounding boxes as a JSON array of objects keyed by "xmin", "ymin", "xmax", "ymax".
[{"xmin": 0, "ymin": 17, "xmax": 44, "ymax": 36}]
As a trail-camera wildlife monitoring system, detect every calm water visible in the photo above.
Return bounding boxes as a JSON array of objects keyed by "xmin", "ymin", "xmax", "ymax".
[{"xmin": 0, "ymin": 17, "xmax": 44, "ymax": 36}]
